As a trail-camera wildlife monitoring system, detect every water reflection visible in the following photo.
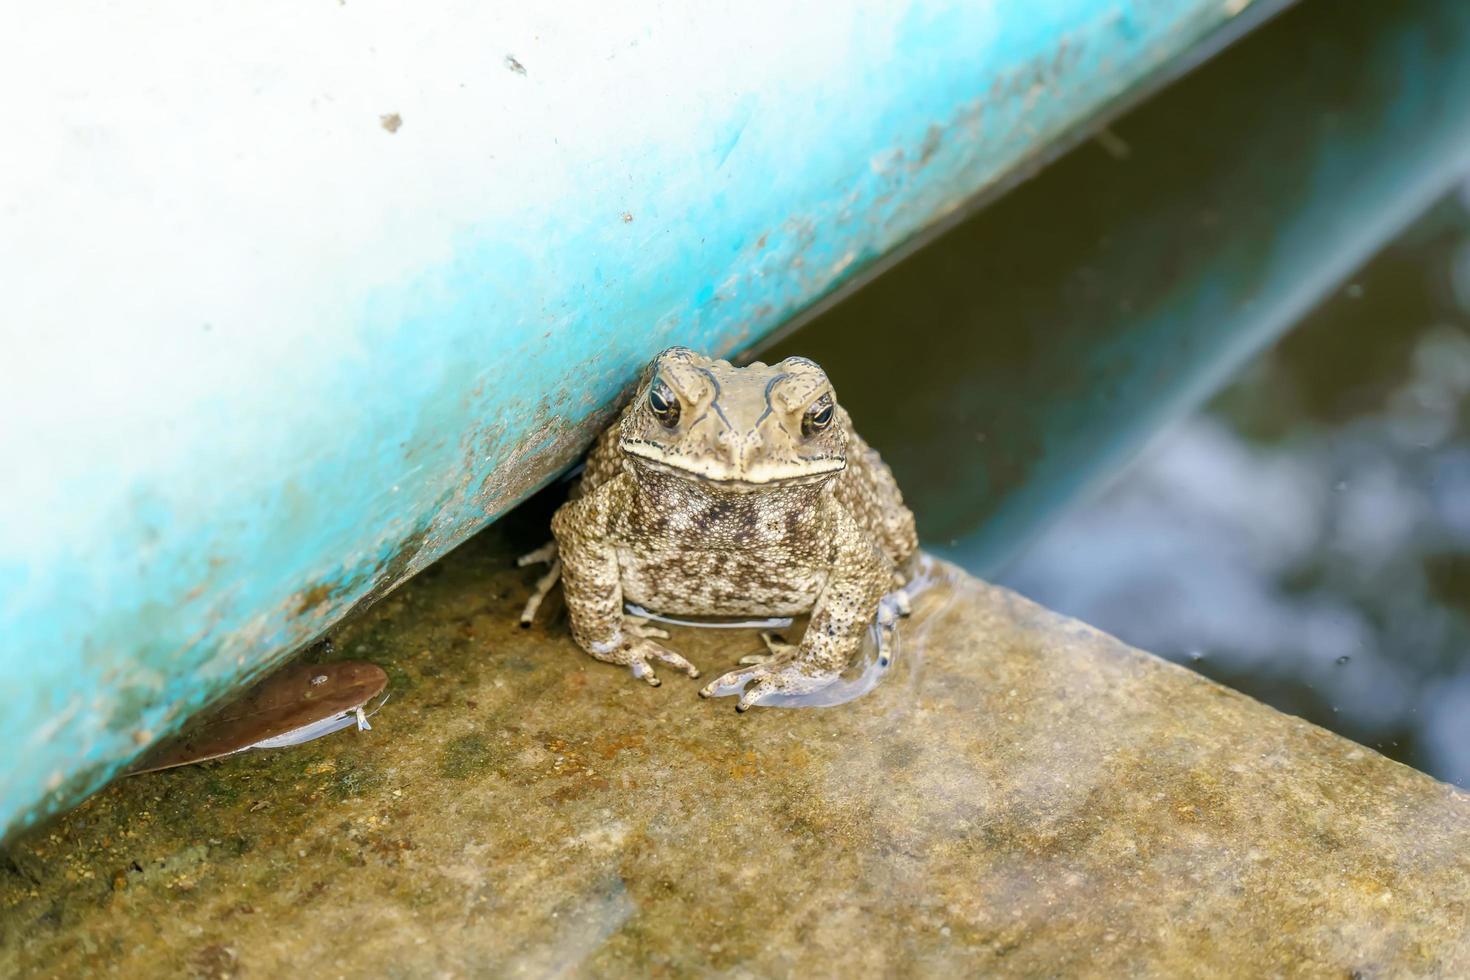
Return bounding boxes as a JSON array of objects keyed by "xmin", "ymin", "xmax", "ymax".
[{"xmin": 1004, "ymin": 196, "xmax": 1470, "ymax": 787}]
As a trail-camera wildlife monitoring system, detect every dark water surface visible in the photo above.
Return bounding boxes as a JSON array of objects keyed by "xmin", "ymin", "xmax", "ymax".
[{"xmin": 1005, "ymin": 198, "xmax": 1470, "ymax": 788}]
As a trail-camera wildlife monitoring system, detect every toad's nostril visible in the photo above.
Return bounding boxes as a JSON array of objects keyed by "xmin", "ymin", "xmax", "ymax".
[{"xmin": 717, "ymin": 431, "xmax": 742, "ymax": 465}]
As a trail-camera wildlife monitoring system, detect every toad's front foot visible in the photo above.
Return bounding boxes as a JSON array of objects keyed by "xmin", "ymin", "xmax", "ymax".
[
  {"xmin": 699, "ymin": 654, "xmax": 841, "ymax": 712},
  {"xmin": 587, "ymin": 618, "xmax": 701, "ymax": 687}
]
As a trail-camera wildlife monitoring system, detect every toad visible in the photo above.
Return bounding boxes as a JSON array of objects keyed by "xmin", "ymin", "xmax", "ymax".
[{"xmin": 522, "ymin": 347, "xmax": 916, "ymax": 710}]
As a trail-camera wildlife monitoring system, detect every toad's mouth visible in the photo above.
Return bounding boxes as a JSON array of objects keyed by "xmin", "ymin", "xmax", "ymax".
[{"xmin": 621, "ymin": 445, "xmax": 846, "ymax": 490}]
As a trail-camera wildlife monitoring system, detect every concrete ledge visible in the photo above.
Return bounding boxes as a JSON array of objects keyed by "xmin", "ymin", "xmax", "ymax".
[{"xmin": 2, "ymin": 519, "xmax": 1465, "ymax": 976}]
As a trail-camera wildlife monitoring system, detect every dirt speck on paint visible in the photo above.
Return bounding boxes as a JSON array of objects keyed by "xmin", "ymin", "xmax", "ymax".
[
  {"xmin": 380, "ymin": 113, "xmax": 402, "ymax": 134},
  {"xmin": 294, "ymin": 581, "xmax": 334, "ymax": 615},
  {"xmin": 915, "ymin": 123, "xmax": 944, "ymax": 169}
]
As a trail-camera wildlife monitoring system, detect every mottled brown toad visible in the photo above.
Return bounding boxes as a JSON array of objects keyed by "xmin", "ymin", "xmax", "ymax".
[{"xmin": 524, "ymin": 347, "xmax": 917, "ymax": 710}]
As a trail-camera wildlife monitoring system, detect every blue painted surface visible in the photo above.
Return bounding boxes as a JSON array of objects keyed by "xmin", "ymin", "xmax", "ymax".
[{"xmin": 1, "ymin": 0, "xmax": 1267, "ymax": 838}]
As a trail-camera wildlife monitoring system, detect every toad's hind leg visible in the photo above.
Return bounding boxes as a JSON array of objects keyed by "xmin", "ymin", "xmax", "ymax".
[
  {"xmin": 738, "ymin": 582, "xmax": 908, "ymax": 670},
  {"xmin": 869, "ymin": 574, "xmax": 912, "ymax": 667},
  {"xmin": 517, "ymin": 542, "xmax": 561, "ymax": 626},
  {"xmin": 886, "ymin": 569, "xmax": 913, "ymax": 618},
  {"xmin": 737, "ymin": 631, "xmax": 799, "ymax": 666}
]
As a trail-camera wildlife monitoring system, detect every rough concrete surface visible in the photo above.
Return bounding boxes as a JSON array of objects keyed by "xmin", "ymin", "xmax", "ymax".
[{"xmin": 2, "ymin": 517, "xmax": 1466, "ymax": 978}]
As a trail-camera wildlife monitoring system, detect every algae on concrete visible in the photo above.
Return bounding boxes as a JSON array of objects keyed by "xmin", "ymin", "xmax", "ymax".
[{"xmin": 2, "ymin": 516, "xmax": 1467, "ymax": 977}]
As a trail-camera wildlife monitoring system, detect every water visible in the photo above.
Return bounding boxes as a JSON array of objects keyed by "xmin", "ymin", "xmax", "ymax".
[{"xmin": 1003, "ymin": 196, "xmax": 1470, "ymax": 787}]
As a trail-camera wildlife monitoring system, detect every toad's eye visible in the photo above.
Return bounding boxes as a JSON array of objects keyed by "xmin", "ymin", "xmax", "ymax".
[
  {"xmin": 648, "ymin": 381, "xmax": 680, "ymax": 428},
  {"xmin": 802, "ymin": 396, "xmax": 834, "ymax": 437}
]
